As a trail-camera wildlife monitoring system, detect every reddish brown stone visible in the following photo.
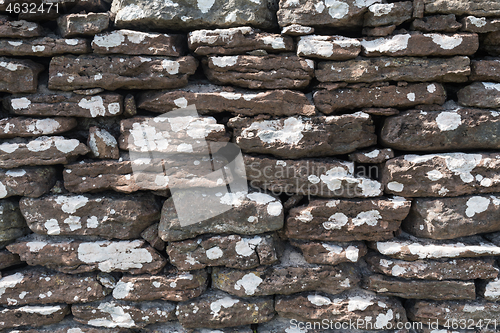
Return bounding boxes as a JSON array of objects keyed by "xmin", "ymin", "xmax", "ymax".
[
  {"xmin": 88, "ymin": 127, "xmax": 119, "ymax": 159},
  {"xmin": 0, "ymin": 117, "xmax": 77, "ymax": 138},
  {"xmin": 459, "ymin": 82, "xmax": 500, "ymax": 108},
  {"xmin": 297, "ymin": 35, "xmax": 361, "ymax": 60},
  {"xmin": 0, "ymin": 167, "xmax": 56, "ymax": 199},
  {"xmin": 462, "ymin": 16, "xmax": 500, "ymax": 33},
  {"xmin": 3, "ymin": 317, "xmax": 131, "ymax": 332},
  {"xmin": 349, "ymin": 148, "xmax": 394, "ymax": 164},
  {"xmin": 281, "ymin": 24, "xmax": 314, "ymax": 36},
  {"xmin": 0, "ymin": 57, "xmax": 43, "ymax": 93},
  {"xmin": 0, "ymin": 250, "xmax": 21, "ymax": 269},
  {"xmin": 362, "ymin": 25, "xmax": 396, "ymax": 37},
  {"xmin": 364, "ymin": 2, "xmax": 413, "ymax": 27},
  {"xmin": 411, "ymin": 14, "xmax": 462, "ymax": 32},
  {"xmin": 0, "ymin": 16, "xmax": 43, "ymax": 37},
  {"xmin": 141, "ymin": 223, "xmax": 165, "ymax": 251},
  {"xmin": 482, "ymin": 31, "xmax": 500, "ymax": 56},
  {"xmin": 0, "ymin": 304, "xmax": 70, "ymax": 330},
  {"xmin": 0, "ymin": 37, "xmax": 90, "ymax": 57},
  {"xmin": 424, "ymin": 0, "xmax": 500, "ymax": 17},
  {"xmin": 290, "ymin": 240, "xmax": 367, "ymax": 265},
  {"xmin": 57, "ymin": 12, "xmax": 109, "ymax": 37},
  {"xmin": 470, "ymin": 60, "xmax": 500, "ymax": 81}
]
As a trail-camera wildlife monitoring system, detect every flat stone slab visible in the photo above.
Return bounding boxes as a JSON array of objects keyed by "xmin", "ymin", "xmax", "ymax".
[
  {"xmin": 143, "ymin": 322, "xmax": 252, "ymax": 333},
  {"xmin": 7, "ymin": 235, "xmax": 167, "ymax": 274},
  {"xmin": 364, "ymin": 2, "xmax": 413, "ymax": 27},
  {"xmin": 458, "ymin": 82, "xmax": 500, "ymax": 108},
  {"xmin": 281, "ymin": 24, "xmax": 314, "ymax": 36},
  {"xmin": 141, "ymin": 223, "xmax": 164, "ymax": 251},
  {"xmin": 137, "ymin": 84, "xmax": 316, "ymax": 117},
  {"xmin": 112, "ymin": 0, "xmax": 276, "ymax": 30},
  {"xmin": 411, "ymin": 14, "xmax": 462, "ymax": 32},
  {"xmin": 176, "ymin": 289, "xmax": 274, "ymax": 329},
  {"xmin": 360, "ymin": 33, "xmax": 478, "ymax": 56},
  {"xmin": 0, "ymin": 305, "xmax": 70, "ymax": 330},
  {"xmin": 0, "ymin": 117, "xmax": 77, "ymax": 138},
  {"xmin": 366, "ymin": 253, "xmax": 499, "ymax": 280},
  {"xmin": 20, "ymin": 193, "xmax": 160, "ymax": 239},
  {"xmin": 229, "ymin": 113, "xmax": 376, "ymax": 159},
  {"xmin": 348, "ymin": 148, "xmax": 394, "ymax": 164},
  {"xmin": 275, "ymin": 289, "xmax": 407, "ymax": 328},
  {"xmin": 363, "ymin": 274, "xmax": 476, "ymax": 300},
  {"xmin": 423, "ymin": 0, "xmax": 500, "ymax": 17},
  {"xmin": 166, "ymin": 234, "xmax": 278, "ymax": 271},
  {"xmin": 159, "ymin": 192, "xmax": 283, "ymax": 242},
  {"xmin": 470, "ymin": 60, "xmax": 500, "ymax": 81},
  {"xmin": 290, "ymin": 240, "xmax": 367, "ymax": 265},
  {"xmin": 381, "ymin": 107, "xmax": 500, "ymax": 151},
  {"xmin": 245, "ymin": 156, "xmax": 383, "ymax": 198},
  {"xmin": 482, "ymin": 31, "xmax": 500, "ymax": 56},
  {"xmin": 0, "ymin": 16, "xmax": 42, "ymax": 38},
  {"xmin": 403, "ymin": 195, "xmax": 500, "ymax": 239},
  {"xmin": 0, "ymin": 57, "xmax": 43, "ymax": 93},
  {"xmin": 462, "ymin": 16, "xmax": 500, "ymax": 33},
  {"xmin": 0, "ymin": 268, "xmax": 110, "ymax": 306},
  {"xmin": 382, "ymin": 152, "xmax": 500, "ymax": 197},
  {"xmin": 0, "ymin": 199, "xmax": 28, "ymax": 249},
  {"xmin": 286, "ymin": 197, "xmax": 410, "ymax": 242},
  {"xmin": 188, "ymin": 27, "xmax": 293, "ymax": 56},
  {"xmin": 2, "ymin": 317, "xmax": 132, "ymax": 332},
  {"xmin": 296, "ymin": 35, "xmax": 361, "ymax": 60},
  {"xmin": 0, "ymin": 136, "xmax": 89, "ymax": 168},
  {"xmin": 5, "ymin": 92, "xmax": 123, "ymax": 118},
  {"xmin": 0, "ymin": 249, "xmax": 21, "ymax": 270},
  {"xmin": 313, "ymin": 83, "xmax": 446, "ymax": 114},
  {"xmin": 316, "ymin": 56, "xmax": 470, "ymax": 83},
  {"xmin": 203, "ymin": 55, "xmax": 314, "ymax": 90},
  {"xmin": 48, "ymin": 55, "xmax": 198, "ymax": 91},
  {"xmin": 72, "ymin": 298, "xmax": 176, "ymax": 328},
  {"xmin": 93, "ymin": 30, "xmax": 185, "ymax": 56},
  {"xmin": 0, "ymin": 167, "xmax": 56, "ymax": 199},
  {"xmin": 0, "ymin": 36, "xmax": 90, "ymax": 57},
  {"xmin": 57, "ymin": 13, "xmax": 109, "ymax": 37}
]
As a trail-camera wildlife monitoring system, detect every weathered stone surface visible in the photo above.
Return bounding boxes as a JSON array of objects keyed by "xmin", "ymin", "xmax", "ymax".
[
  {"xmin": 371, "ymin": 233, "xmax": 500, "ymax": 260},
  {"xmin": 57, "ymin": 13, "xmax": 109, "ymax": 37},
  {"xmin": 470, "ymin": 60, "xmax": 500, "ymax": 82},
  {"xmin": 0, "ymin": 200, "xmax": 28, "ymax": 249},
  {"xmin": 316, "ymin": 57, "xmax": 470, "ymax": 83},
  {"xmin": 363, "ymin": 274, "xmax": 475, "ymax": 300},
  {"xmin": 360, "ymin": 33, "xmax": 478, "ymax": 57},
  {"xmin": 462, "ymin": 16, "xmax": 500, "ymax": 33},
  {"xmin": 362, "ymin": 107, "xmax": 399, "ymax": 116},
  {"xmin": 72, "ymin": 298, "xmax": 176, "ymax": 328},
  {"xmin": 0, "ymin": 268, "xmax": 110, "ymax": 306},
  {"xmin": 143, "ymin": 322, "xmax": 252, "ymax": 333},
  {"xmin": 0, "ymin": 167, "xmax": 56, "ymax": 198},
  {"xmin": 424, "ymin": 0, "xmax": 500, "ymax": 17},
  {"xmin": 0, "ymin": 117, "xmax": 77, "ymax": 138},
  {"xmin": 281, "ymin": 24, "xmax": 314, "ymax": 36},
  {"xmin": 229, "ymin": 113, "xmax": 376, "ymax": 159},
  {"xmin": 137, "ymin": 84, "xmax": 316, "ymax": 117},
  {"xmin": 7, "ymin": 235, "xmax": 167, "ymax": 274},
  {"xmin": 382, "ymin": 152, "xmax": 500, "ymax": 197},
  {"xmin": 113, "ymin": 267, "xmax": 206, "ymax": 302},
  {"xmin": 48, "ymin": 55, "xmax": 198, "ymax": 91},
  {"xmin": 478, "ymin": 272, "xmax": 500, "ymax": 301},
  {"xmin": 141, "ymin": 223, "xmax": 165, "ymax": 251},
  {"xmin": 0, "ymin": 16, "xmax": 43, "ymax": 38},
  {"xmin": 362, "ymin": 25, "xmax": 396, "ymax": 37},
  {"xmin": 458, "ymin": 82, "xmax": 500, "ymax": 108},
  {"xmin": 203, "ymin": 55, "xmax": 314, "ymax": 90},
  {"xmin": 5, "ymin": 92, "xmax": 124, "ymax": 118},
  {"xmin": 112, "ymin": 0, "xmax": 276, "ymax": 30},
  {"xmin": 403, "ymin": 195, "xmax": 500, "ymax": 239},
  {"xmin": 411, "ymin": 14, "xmax": 462, "ymax": 32},
  {"xmin": 276, "ymin": 289, "xmax": 407, "ymax": 328},
  {"xmin": 366, "ymin": 253, "xmax": 499, "ymax": 280},
  {"xmin": 0, "ymin": 250, "xmax": 22, "ymax": 269},
  {"xmin": 20, "ymin": 193, "xmax": 160, "ymax": 239},
  {"xmin": 3, "ymin": 317, "xmax": 131, "ymax": 332},
  {"xmin": 277, "ymin": 0, "xmax": 383, "ymax": 28},
  {"xmin": 93, "ymin": 30, "xmax": 185, "ymax": 56},
  {"xmin": 364, "ymin": 2, "xmax": 413, "ymax": 27},
  {"xmin": 245, "ymin": 156, "xmax": 383, "ymax": 198},
  {"xmin": 159, "ymin": 192, "xmax": 283, "ymax": 242},
  {"xmin": 297, "ymin": 35, "xmax": 361, "ymax": 60},
  {"xmin": 313, "ymin": 83, "xmax": 446, "ymax": 114},
  {"xmin": 0, "ymin": 36, "xmax": 90, "ymax": 57},
  {"xmin": 176, "ymin": 289, "xmax": 274, "ymax": 329},
  {"xmin": 0, "ymin": 57, "xmax": 43, "ymax": 93},
  {"xmin": 482, "ymin": 31, "xmax": 500, "ymax": 56},
  {"xmin": 0, "ymin": 304, "xmax": 70, "ymax": 330},
  {"xmin": 290, "ymin": 240, "xmax": 367, "ymax": 265},
  {"xmin": 349, "ymin": 148, "xmax": 394, "ymax": 164},
  {"xmin": 88, "ymin": 127, "xmax": 119, "ymax": 159},
  {"xmin": 167, "ymin": 234, "xmax": 278, "ymax": 271},
  {"xmin": 287, "ymin": 197, "xmax": 410, "ymax": 242},
  {"xmin": 188, "ymin": 27, "xmax": 293, "ymax": 56},
  {"xmin": 212, "ymin": 246, "xmax": 358, "ymax": 297}
]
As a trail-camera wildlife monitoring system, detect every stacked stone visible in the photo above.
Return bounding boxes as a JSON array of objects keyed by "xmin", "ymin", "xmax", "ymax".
[{"xmin": 0, "ymin": 0, "xmax": 500, "ymax": 331}]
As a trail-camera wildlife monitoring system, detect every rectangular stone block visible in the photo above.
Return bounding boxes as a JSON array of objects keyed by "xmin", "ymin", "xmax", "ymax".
[
  {"xmin": 0, "ymin": 37, "xmax": 90, "ymax": 57},
  {"xmin": 0, "ymin": 305, "xmax": 70, "ymax": 330},
  {"xmin": 0, "ymin": 167, "xmax": 56, "ymax": 199},
  {"xmin": 290, "ymin": 240, "xmax": 367, "ymax": 265},
  {"xmin": 462, "ymin": 16, "xmax": 500, "ymax": 33},
  {"xmin": 470, "ymin": 60, "xmax": 500, "ymax": 82},
  {"xmin": 296, "ymin": 35, "xmax": 361, "ymax": 60},
  {"xmin": 364, "ymin": 2, "xmax": 413, "ymax": 27},
  {"xmin": 0, "ymin": 57, "xmax": 43, "ymax": 93},
  {"xmin": 0, "ymin": 16, "xmax": 42, "ymax": 37},
  {"xmin": 0, "ymin": 117, "xmax": 77, "ymax": 138},
  {"xmin": 424, "ymin": 0, "xmax": 500, "ymax": 17}
]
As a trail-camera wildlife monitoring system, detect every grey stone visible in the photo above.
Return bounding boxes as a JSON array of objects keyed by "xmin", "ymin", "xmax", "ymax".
[
  {"xmin": 462, "ymin": 16, "xmax": 500, "ymax": 33},
  {"xmin": 297, "ymin": 35, "xmax": 361, "ymax": 60},
  {"xmin": 364, "ymin": 2, "xmax": 413, "ymax": 27},
  {"xmin": 0, "ymin": 167, "xmax": 56, "ymax": 199},
  {"xmin": 0, "ymin": 199, "xmax": 28, "ymax": 249},
  {"xmin": 424, "ymin": 0, "xmax": 500, "ymax": 17},
  {"xmin": 290, "ymin": 240, "xmax": 367, "ymax": 265},
  {"xmin": 0, "ymin": 36, "xmax": 90, "ymax": 57},
  {"xmin": 0, "ymin": 117, "xmax": 77, "ymax": 138},
  {"xmin": 57, "ymin": 12, "xmax": 109, "ymax": 37},
  {"xmin": 0, "ymin": 57, "xmax": 43, "ymax": 94},
  {"xmin": 411, "ymin": 14, "xmax": 462, "ymax": 32},
  {"xmin": 0, "ymin": 304, "xmax": 70, "ymax": 330}
]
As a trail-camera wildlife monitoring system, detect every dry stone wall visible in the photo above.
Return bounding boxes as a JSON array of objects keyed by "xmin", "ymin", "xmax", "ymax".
[{"xmin": 0, "ymin": 0, "xmax": 499, "ymax": 332}]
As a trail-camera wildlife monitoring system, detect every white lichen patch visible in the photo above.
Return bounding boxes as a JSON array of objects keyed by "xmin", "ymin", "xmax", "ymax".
[
  {"xmin": 465, "ymin": 196, "xmax": 490, "ymax": 217},
  {"xmin": 484, "ymin": 277, "xmax": 500, "ymax": 300},
  {"xmin": 387, "ymin": 181, "xmax": 404, "ymax": 192},
  {"xmin": 468, "ymin": 16, "xmax": 487, "ymax": 27},
  {"xmin": 325, "ymin": 0, "xmax": 349, "ymax": 19},
  {"xmin": 308, "ymin": 294, "xmax": 331, "ymax": 306},
  {"xmin": 345, "ymin": 246, "xmax": 359, "ymax": 262},
  {"xmin": 10, "ymin": 97, "xmax": 31, "ymax": 110},
  {"xmin": 361, "ymin": 34, "xmax": 410, "ymax": 54},
  {"xmin": 206, "ymin": 246, "xmax": 223, "ymax": 260},
  {"xmin": 211, "ymin": 56, "xmax": 239, "ymax": 68},
  {"xmin": 426, "ymin": 33, "xmax": 463, "ymax": 50},
  {"xmin": 87, "ymin": 302, "xmax": 135, "ymax": 328},
  {"xmin": 323, "ymin": 212, "xmax": 348, "ymax": 230},
  {"xmin": 347, "ymin": 295, "xmax": 374, "ymax": 312},
  {"xmin": 235, "ymin": 236, "xmax": 262, "ymax": 257},
  {"xmin": 352, "ymin": 210, "xmax": 381, "ymax": 226},
  {"xmin": 210, "ymin": 296, "xmax": 239, "ymax": 317},
  {"xmin": 113, "ymin": 281, "xmax": 134, "ymax": 299},
  {"xmin": 55, "ymin": 195, "xmax": 89, "ymax": 214},
  {"xmin": 234, "ymin": 273, "xmax": 263, "ymax": 295},
  {"xmin": 436, "ymin": 112, "xmax": 461, "ymax": 131},
  {"xmin": 0, "ymin": 273, "xmax": 24, "ymax": 297},
  {"xmin": 368, "ymin": 3, "xmax": 394, "ymax": 16},
  {"xmin": 241, "ymin": 117, "xmax": 308, "ymax": 145}
]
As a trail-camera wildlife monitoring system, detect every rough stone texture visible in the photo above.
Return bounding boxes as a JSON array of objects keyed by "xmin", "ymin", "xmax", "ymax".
[
  {"xmin": 0, "ymin": 304, "xmax": 70, "ymax": 330},
  {"xmin": 142, "ymin": 322, "xmax": 252, "ymax": 333},
  {"xmin": 349, "ymin": 148, "xmax": 394, "ymax": 164},
  {"xmin": 382, "ymin": 152, "xmax": 500, "ymax": 197},
  {"xmin": 166, "ymin": 234, "xmax": 278, "ymax": 271},
  {"xmin": 2, "ymin": 318, "xmax": 132, "ymax": 332},
  {"xmin": 0, "ymin": 200, "xmax": 28, "ymax": 249},
  {"xmin": 366, "ymin": 253, "xmax": 499, "ymax": 280},
  {"xmin": 478, "ymin": 273, "xmax": 500, "ymax": 301},
  {"xmin": 0, "ymin": 250, "xmax": 22, "ymax": 269},
  {"xmin": 159, "ymin": 192, "xmax": 283, "ymax": 242},
  {"xmin": 275, "ymin": 289, "xmax": 407, "ymax": 328},
  {"xmin": 0, "ymin": 167, "xmax": 56, "ymax": 199},
  {"xmin": 362, "ymin": 25, "xmax": 396, "ymax": 37},
  {"xmin": 0, "ymin": 36, "xmax": 90, "ymax": 57},
  {"xmin": 141, "ymin": 223, "xmax": 165, "ymax": 251},
  {"xmin": 203, "ymin": 55, "xmax": 314, "ymax": 90},
  {"xmin": 0, "ymin": 57, "xmax": 43, "ymax": 93},
  {"xmin": 313, "ymin": 83, "xmax": 446, "ymax": 114},
  {"xmin": 48, "ymin": 55, "xmax": 198, "ymax": 91},
  {"xmin": 113, "ymin": 267, "xmax": 207, "ymax": 302},
  {"xmin": 176, "ymin": 289, "xmax": 274, "ymax": 329},
  {"xmin": 458, "ymin": 82, "xmax": 500, "ymax": 108},
  {"xmin": 137, "ymin": 84, "xmax": 316, "ymax": 117},
  {"xmin": 88, "ymin": 127, "xmax": 119, "ymax": 159},
  {"xmin": 462, "ymin": 16, "xmax": 500, "ymax": 33},
  {"xmin": 0, "ymin": 16, "xmax": 43, "ymax": 38},
  {"xmin": 93, "ymin": 30, "xmax": 185, "ymax": 56},
  {"xmin": 381, "ymin": 107, "xmax": 500, "ymax": 151},
  {"xmin": 57, "ymin": 13, "xmax": 109, "ymax": 37},
  {"xmin": 364, "ymin": 2, "xmax": 413, "ymax": 27},
  {"xmin": 296, "ymin": 35, "xmax": 361, "ymax": 60},
  {"xmin": 363, "ymin": 274, "xmax": 476, "ymax": 300},
  {"xmin": 229, "ymin": 113, "xmax": 376, "ymax": 159},
  {"xmin": 316, "ymin": 57, "xmax": 470, "ymax": 83},
  {"xmin": 188, "ymin": 27, "xmax": 293, "ymax": 56},
  {"xmin": 245, "ymin": 156, "xmax": 383, "ymax": 198},
  {"xmin": 72, "ymin": 298, "xmax": 176, "ymax": 328},
  {"xmin": 5, "ymin": 92, "xmax": 124, "ymax": 118},
  {"xmin": 286, "ymin": 197, "xmax": 411, "ymax": 242},
  {"xmin": 290, "ymin": 240, "xmax": 367, "ymax": 265},
  {"xmin": 470, "ymin": 60, "xmax": 500, "ymax": 81},
  {"xmin": 423, "ymin": 0, "xmax": 500, "ymax": 17},
  {"xmin": 360, "ymin": 33, "xmax": 478, "ymax": 57},
  {"xmin": 20, "ymin": 193, "xmax": 160, "ymax": 239},
  {"xmin": 0, "ymin": 117, "xmax": 77, "ymax": 138},
  {"xmin": 0, "ymin": 268, "xmax": 110, "ymax": 306},
  {"xmin": 411, "ymin": 14, "xmax": 462, "ymax": 32},
  {"xmin": 281, "ymin": 24, "xmax": 314, "ymax": 36},
  {"xmin": 7, "ymin": 235, "xmax": 167, "ymax": 274},
  {"xmin": 482, "ymin": 31, "xmax": 500, "ymax": 56}
]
